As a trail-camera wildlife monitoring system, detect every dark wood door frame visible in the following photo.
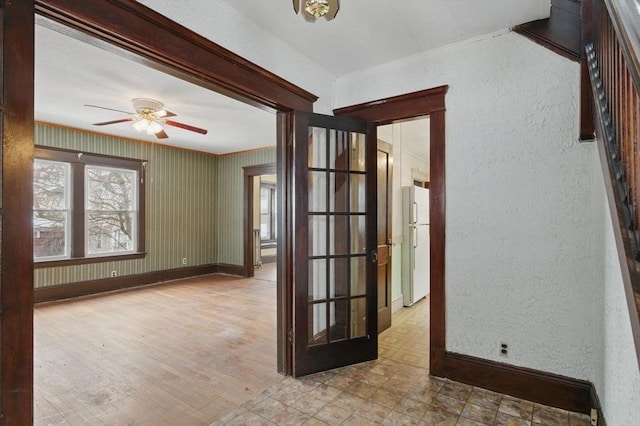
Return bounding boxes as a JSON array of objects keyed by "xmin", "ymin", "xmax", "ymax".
[
  {"xmin": 34, "ymin": 0, "xmax": 317, "ymax": 112},
  {"xmin": 244, "ymin": 163, "xmax": 277, "ymax": 278},
  {"xmin": 1, "ymin": 1, "xmax": 36, "ymax": 423},
  {"xmin": 334, "ymin": 86, "xmax": 449, "ymax": 376}
]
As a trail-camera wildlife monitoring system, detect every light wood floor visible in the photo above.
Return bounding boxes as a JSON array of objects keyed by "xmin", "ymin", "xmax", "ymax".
[{"xmin": 34, "ymin": 264, "xmax": 280, "ymax": 425}]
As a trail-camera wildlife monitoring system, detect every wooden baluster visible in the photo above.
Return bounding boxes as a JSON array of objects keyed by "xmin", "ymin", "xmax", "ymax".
[
  {"xmin": 608, "ymin": 13, "xmax": 614, "ymax": 137},
  {"xmin": 628, "ymin": 86, "xmax": 640, "ymax": 228},
  {"xmin": 624, "ymin": 67, "xmax": 632, "ymax": 223}
]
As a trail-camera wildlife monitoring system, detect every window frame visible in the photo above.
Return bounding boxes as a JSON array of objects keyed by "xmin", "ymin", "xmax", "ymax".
[{"xmin": 34, "ymin": 146, "xmax": 146, "ymax": 267}]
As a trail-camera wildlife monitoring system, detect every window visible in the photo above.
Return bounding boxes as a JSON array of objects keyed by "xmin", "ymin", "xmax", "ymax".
[
  {"xmin": 33, "ymin": 147, "xmax": 145, "ymax": 265},
  {"xmin": 33, "ymin": 159, "xmax": 71, "ymax": 260},
  {"xmin": 260, "ymin": 183, "xmax": 276, "ymax": 242}
]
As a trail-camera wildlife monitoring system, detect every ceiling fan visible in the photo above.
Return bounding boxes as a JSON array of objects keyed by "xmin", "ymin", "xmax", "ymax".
[{"xmin": 85, "ymin": 98, "xmax": 208, "ymax": 139}]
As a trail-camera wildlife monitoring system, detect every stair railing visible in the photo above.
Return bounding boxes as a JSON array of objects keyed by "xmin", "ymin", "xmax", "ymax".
[{"xmin": 586, "ymin": 0, "xmax": 640, "ymax": 360}]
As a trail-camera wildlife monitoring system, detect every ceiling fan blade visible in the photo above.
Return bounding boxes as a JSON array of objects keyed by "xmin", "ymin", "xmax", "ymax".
[
  {"xmin": 165, "ymin": 119, "xmax": 208, "ymax": 135},
  {"xmin": 92, "ymin": 118, "xmax": 135, "ymax": 126},
  {"xmin": 155, "ymin": 129, "xmax": 169, "ymax": 139},
  {"xmin": 84, "ymin": 104, "xmax": 135, "ymax": 115},
  {"xmin": 155, "ymin": 110, "xmax": 177, "ymax": 118}
]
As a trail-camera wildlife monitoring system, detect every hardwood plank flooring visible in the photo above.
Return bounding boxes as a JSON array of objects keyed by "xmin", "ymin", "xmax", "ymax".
[{"xmin": 34, "ymin": 264, "xmax": 280, "ymax": 425}]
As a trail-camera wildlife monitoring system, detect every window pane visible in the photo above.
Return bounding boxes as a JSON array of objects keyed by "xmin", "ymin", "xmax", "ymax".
[
  {"xmin": 33, "ymin": 160, "xmax": 69, "ymax": 210},
  {"xmin": 86, "ymin": 166, "xmax": 137, "ymax": 255},
  {"xmin": 350, "ymin": 173, "xmax": 366, "ymax": 213},
  {"xmin": 330, "ymin": 300, "xmax": 348, "ymax": 342},
  {"xmin": 351, "ymin": 298, "xmax": 367, "ymax": 338},
  {"xmin": 309, "ymin": 215, "xmax": 327, "ymax": 256},
  {"xmin": 329, "ymin": 258, "xmax": 348, "ymax": 298},
  {"xmin": 329, "ymin": 130, "xmax": 349, "ymax": 170},
  {"xmin": 351, "ymin": 256, "xmax": 367, "ymax": 296},
  {"xmin": 87, "ymin": 212, "xmax": 135, "ymax": 254},
  {"xmin": 350, "ymin": 215, "xmax": 366, "ymax": 254},
  {"xmin": 33, "ymin": 159, "xmax": 70, "ymax": 260},
  {"xmin": 33, "ymin": 211, "xmax": 68, "ymax": 259},
  {"xmin": 309, "ymin": 171, "xmax": 327, "ymax": 212},
  {"xmin": 309, "ymin": 303, "xmax": 327, "ymax": 346},
  {"xmin": 350, "ymin": 133, "xmax": 366, "ymax": 171},
  {"xmin": 329, "ymin": 215, "xmax": 349, "ymax": 255},
  {"xmin": 329, "ymin": 172, "xmax": 349, "ymax": 212},
  {"xmin": 86, "ymin": 166, "xmax": 135, "ymax": 211},
  {"xmin": 260, "ymin": 188, "xmax": 270, "ymax": 214},
  {"xmin": 309, "ymin": 259, "xmax": 327, "ymax": 301},
  {"xmin": 309, "ymin": 127, "xmax": 327, "ymax": 169}
]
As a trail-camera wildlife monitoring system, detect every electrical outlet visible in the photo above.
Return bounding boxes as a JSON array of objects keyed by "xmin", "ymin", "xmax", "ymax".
[
  {"xmin": 182, "ymin": 258, "xmax": 187, "ymax": 265},
  {"xmin": 500, "ymin": 342, "xmax": 508, "ymax": 357},
  {"xmin": 110, "ymin": 271, "xmax": 117, "ymax": 277}
]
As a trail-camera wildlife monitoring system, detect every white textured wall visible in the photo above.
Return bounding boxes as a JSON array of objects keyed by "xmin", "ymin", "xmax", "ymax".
[
  {"xmin": 138, "ymin": 0, "xmax": 336, "ymax": 114},
  {"xmin": 336, "ymin": 31, "xmax": 602, "ymax": 381},
  {"xmin": 594, "ymin": 144, "xmax": 640, "ymax": 424}
]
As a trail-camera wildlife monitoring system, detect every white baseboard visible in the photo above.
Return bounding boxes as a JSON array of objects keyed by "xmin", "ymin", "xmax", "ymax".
[{"xmin": 392, "ymin": 296, "xmax": 404, "ymax": 314}]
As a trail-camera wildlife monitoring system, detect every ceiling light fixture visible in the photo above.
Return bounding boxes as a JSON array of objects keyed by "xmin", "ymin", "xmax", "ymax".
[
  {"xmin": 131, "ymin": 98, "xmax": 165, "ymax": 135},
  {"xmin": 293, "ymin": 0, "xmax": 339, "ymax": 22}
]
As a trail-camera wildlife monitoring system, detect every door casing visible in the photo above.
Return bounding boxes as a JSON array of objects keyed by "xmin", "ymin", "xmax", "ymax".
[{"xmin": 334, "ymin": 86, "xmax": 448, "ymax": 376}]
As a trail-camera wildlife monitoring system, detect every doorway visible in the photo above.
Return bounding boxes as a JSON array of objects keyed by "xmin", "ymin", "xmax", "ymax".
[
  {"xmin": 334, "ymin": 86, "xmax": 448, "ymax": 376},
  {"xmin": 244, "ymin": 163, "xmax": 277, "ymax": 277},
  {"xmin": 377, "ymin": 117, "xmax": 431, "ymax": 363},
  {"xmin": 32, "ymin": 14, "xmax": 286, "ymax": 424}
]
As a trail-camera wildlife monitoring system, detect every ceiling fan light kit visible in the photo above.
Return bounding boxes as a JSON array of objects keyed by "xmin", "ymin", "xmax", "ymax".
[
  {"xmin": 86, "ymin": 98, "xmax": 208, "ymax": 140},
  {"xmin": 131, "ymin": 98, "xmax": 166, "ymax": 135},
  {"xmin": 293, "ymin": 0, "xmax": 339, "ymax": 22}
]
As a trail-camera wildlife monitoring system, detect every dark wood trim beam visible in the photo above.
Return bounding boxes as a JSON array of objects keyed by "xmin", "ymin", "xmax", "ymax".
[
  {"xmin": 35, "ymin": 0, "xmax": 317, "ymax": 112},
  {"xmin": 429, "ymin": 109, "xmax": 446, "ymax": 377},
  {"xmin": 335, "ymin": 86, "xmax": 449, "ymax": 377},
  {"xmin": 34, "ymin": 263, "xmax": 243, "ymax": 303},
  {"xmin": 513, "ymin": 0, "xmax": 582, "ymax": 62},
  {"xmin": 333, "ymin": 86, "xmax": 448, "ymax": 123},
  {"xmin": 216, "ymin": 263, "xmax": 245, "ymax": 276},
  {"xmin": 276, "ymin": 111, "xmax": 294, "ymax": 376},
  {"xmin": 1, "ymin": 0, "xmax": 35, "ymax": 423},
  {"xmin": 444, "ymin": 352, "xmax": 592, "ymax": 414},
  {"xmin": 35, "ymin": 252, "xmax": 146, "ymax": 268}
]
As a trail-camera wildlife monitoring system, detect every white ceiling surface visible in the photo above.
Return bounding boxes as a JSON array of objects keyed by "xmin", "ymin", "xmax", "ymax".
[
  {"xmin": 35, "ymin": 1, "xmax": 550, "ymax": 155},
  {"xmin": 35, "ymin": 23, "xmax": 276, "ymax": 155},
  {"xmin": 216, "ymin": 0, "xmax": 551, "ymax": 76}
]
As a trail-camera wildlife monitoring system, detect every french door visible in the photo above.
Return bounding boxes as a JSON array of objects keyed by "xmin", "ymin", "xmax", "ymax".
[{"xmin": 292, "ymin": 111, "xmax": 378, "ymax": 376}]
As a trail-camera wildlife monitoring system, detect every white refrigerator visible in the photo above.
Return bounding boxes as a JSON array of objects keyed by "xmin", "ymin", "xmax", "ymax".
[{"xmin": 402, "ymin": 185, "xmax": 430, "ymax": 307}]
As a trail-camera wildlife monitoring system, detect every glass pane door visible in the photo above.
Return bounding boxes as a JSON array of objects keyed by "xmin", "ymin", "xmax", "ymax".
[{"xmin": 293, "ymin": 112, "xmax": 377, "ymax": 376}]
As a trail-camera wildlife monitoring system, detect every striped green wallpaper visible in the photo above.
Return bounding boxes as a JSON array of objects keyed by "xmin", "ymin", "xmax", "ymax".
[
  {"xmin": 215, "ymin": 148, "xmax": 276, "ymax": 265},
  {"xmin": 34, "ymin": 124, "xmax": 219, "ymax": 288}
]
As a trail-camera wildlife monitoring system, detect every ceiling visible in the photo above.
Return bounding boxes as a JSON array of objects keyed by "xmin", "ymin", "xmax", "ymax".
[
  {"xmin": 216, "ymin": 0, "xmax": 551, "ymax": 76},
  {"xmin": 35, "ymin": 21, "xmax": 277, "ymax": 155},
  {"xmin": 34, "ymin": 1, "xmax": 550, "ymax": 155}
]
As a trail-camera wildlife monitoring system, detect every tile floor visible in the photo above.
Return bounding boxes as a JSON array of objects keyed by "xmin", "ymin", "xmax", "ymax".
[{"xmin": 215, "ymin": 299, "xmax": 592, "ymax": 426}]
